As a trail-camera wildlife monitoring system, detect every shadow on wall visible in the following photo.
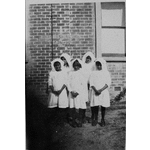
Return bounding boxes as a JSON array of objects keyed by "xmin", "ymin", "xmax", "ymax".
[{"xmin": 25, "ymin": 86, "xmax": 65, "ymax": 150}]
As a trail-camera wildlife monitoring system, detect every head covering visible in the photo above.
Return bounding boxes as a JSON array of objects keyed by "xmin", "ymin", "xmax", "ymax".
[
  {"xmin": 82, "ymin": 51, "xmax": 95, "ymax": 64},
  {"xmin": 95, "ymin": 58, "xmax": 111, "ymax": 87},
  {"xmin": 51, "ymin": 58, "xmax": 64, "ymax": 71},
  {"xmin": 71, "ymin": 58, "xmax": 83, "ymax": 70},
  {"xmin": 60, "ymin": 53, "xmax": 72, "ymax": 68},
  {"xmin": 95, "ymin": 57, "xmax": 108, "ymax": 72}
]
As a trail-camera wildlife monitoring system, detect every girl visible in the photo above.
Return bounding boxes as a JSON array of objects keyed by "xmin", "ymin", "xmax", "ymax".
[
  {"xmin": 89, "ymin": 58, "xmax": 111, "ymax": 126},
  {"xmin": 67, "ymin": 59, "xmax": 88, "ymax": 127},
  {"xmin": 82, "ymin": 52, "xmax": 95, "ymax": 123},
  {"xmin": 48, "ymin": 58, "xmax": 69, "ymax": 125},
  {"xmin": 60, "ymin": 53, "xmax": 72, "ymax": 73}
]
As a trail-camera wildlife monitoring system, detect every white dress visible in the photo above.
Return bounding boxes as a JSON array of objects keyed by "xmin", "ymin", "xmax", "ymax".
[
  {"xmin": 67, "ymin": 70, "xmax": 87, "ymax": 109},
  {"xmin": 89, "ymin": 70, "xmax": 111, "ymax": 107},
  {"xmin": 48, "ymin": 70, "xmax": 69, "ymax": 108},
  {"xmin": 82, "ymin": 62, "xmax": 95, "ymax": 101}
]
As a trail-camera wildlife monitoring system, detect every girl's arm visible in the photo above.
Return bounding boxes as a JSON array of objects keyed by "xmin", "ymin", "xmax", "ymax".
[
  {"xmin": 98, "ymin": 84, "xmax": 108, "ymax": 94},
  {"xmin": 58, "ymin": 84, "xmax": 66, "ymax": 94},
  {"xmin": 91, "ymin": 86, "xmax": 98, "ymax": 93}
]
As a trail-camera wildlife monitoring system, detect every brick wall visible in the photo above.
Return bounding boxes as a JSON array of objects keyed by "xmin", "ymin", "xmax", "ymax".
[
  {"xmin": 108, "ymin": 62, "xmax": 126, "ymax": 99},
  {"xmin": 26, "ymin": 3, "xmax": 96, "ymax": 105},
  {"xmin": 26, "ymin": 2, "xmax": 126, "ymax": 104}
]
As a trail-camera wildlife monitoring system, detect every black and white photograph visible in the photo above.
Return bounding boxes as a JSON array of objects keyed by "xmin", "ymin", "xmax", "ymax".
[{"xmin": 25, "ymin": 0, "xmax": 126, "ymax": 149}]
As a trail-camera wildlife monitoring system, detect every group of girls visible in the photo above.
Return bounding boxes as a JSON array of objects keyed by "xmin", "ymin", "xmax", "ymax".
[{"xmin": 47, "ymin": 52, "xmax": 111, "ymax": 128}]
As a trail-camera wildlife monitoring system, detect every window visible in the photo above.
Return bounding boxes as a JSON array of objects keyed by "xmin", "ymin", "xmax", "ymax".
[{"xmin": 101, "ymin": 2, "xmax": 126, "ymax": 57}]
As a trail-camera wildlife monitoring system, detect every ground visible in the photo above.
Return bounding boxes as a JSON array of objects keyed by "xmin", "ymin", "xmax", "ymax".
[{"xmin": 26, "ymin": 98, "xmax": 126, "ymax": 150}]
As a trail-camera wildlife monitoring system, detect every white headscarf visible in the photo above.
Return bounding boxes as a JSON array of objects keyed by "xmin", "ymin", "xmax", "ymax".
[
  {"xmin": 94, "ymin": 58, "xmax": 111, "ymax": 87},
  {"xmin": 71, "ymin": 58, "xmax": 83, "ymax": 70},
  {"xmin": 82, "ymin": 51, "xmax": 95, "ymax": 64},
  {"xmin": 95, "ymin": 57, "xmax": 108, "ymax": 72},
  {"xmin": 60, "ymin": 53, "xmax": 72, "ymax": 69},
  {"xmin": 51, "ymin": 58, "xmax": 64, "ymax": 72}
]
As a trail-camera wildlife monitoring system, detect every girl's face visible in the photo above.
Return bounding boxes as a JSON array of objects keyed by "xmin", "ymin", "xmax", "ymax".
[
  {"xmin": 74, "ymin": 65, "xmax": 80, "ymax": 71},
  {"xmin": 61, "ymin": 56, "xmax": 67, "ymax": 64},
  {"xmin": 54, "ymin": 63, "xmax": 61, "ymax": 71},
  {"xmin": 85, "ymin": 56, "xmax": 92, "ymax": 64},
  {"xmin": 96, "ymin": 62, "xmax": 102, "ymax": 70}
]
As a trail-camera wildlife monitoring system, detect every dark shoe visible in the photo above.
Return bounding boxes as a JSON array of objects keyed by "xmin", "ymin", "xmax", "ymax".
[
  {"xmin": 77, "ymin": 120, "xmax": 82, "ymax": 127},
  {"xmin": 100, "ymin": 119, "xmax": 105, "ymax": 127},
  {"xmin": 92, "ymin": 120, "xmax": 96, "ymax": 126},
  {"xmin": 88, "ymin": 118, "xmax": 92, "ymax": 123},
  {"xmin": 70, "ymin": 120, "xmax": 77, "ymax": 128},
  {"xmin": 82, "ymin": 117, "xmax": 86, "ymax": 124}
]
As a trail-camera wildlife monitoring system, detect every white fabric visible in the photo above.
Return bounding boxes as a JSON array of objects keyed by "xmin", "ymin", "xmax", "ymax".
[
  {"xmin": 67, "ymin": 59, "xmax": 88, "ymax": 109},
  {"xmin": 82, "ymin": 52, "xmax": 95, "ymax": 101},
  {"xmin": 48, "ymin": 58, "xmax": 69, "ymax": 108},
  {"xmin": 60, "ymin": 53, "xmax": 72, "ymax": 73},
  {"xmin": 89, "ymin": 58, "xmax": 111, "ymax": 107}
]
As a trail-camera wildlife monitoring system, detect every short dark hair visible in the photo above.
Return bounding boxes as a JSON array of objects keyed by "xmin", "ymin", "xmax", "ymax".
[
  {"xmin": 54, "ymin": 61, "xmax": 61, "ymax": 67},
  {"xmin": 86, "ymin": 56, "xmax": 91, "ymax": 60},
  {"xmin": 73, "ymin": 60, "xmax": 82, "ymax": 68},
  {"xmin": 95, "ymin": 61, "xmax": 102, "ymax": 67}
]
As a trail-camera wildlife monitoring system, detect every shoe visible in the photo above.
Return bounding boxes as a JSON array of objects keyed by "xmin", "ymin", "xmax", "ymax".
[
  {"xmin": 100, "ymin": 119, "xmax": 105, "ymax": 127},
  {"xmin": 82, "ymin": 117, "xmax": 86, "ymax": 124},
  {"xmin": 88, "ymin": 118, "xmax": 92, "ymax": 123},
  {"xmin": 94, "ymin": 120, "xmax": 98, "ymax": 126},
  {"xmin": 92, "ymin": 120, "xmax": 96, "ymax": 126},
  {"xmin": 77, "ymin": 120, "xmax": 82, "ymax": 127},
  {"xmin": 70, "ymin": 120, "xmax": 77, "ymax": 128}
]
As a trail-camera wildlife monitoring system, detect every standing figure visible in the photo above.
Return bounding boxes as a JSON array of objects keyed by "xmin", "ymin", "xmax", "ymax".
[
  {"xmin": 60, "ymin": 53, "xmax": 72, "ymax": 73},
  {"xmin": 89, "ymin": 58, "xmax": 111, "ymax": 126},
  {"xmin": 48, "ymin": 58, "xmax": 69, "ymax": 125},
  {"xmin": 82, "ymin": 52, "xmax": 95, "ymax": 122},
  {"xmin": 60, "ymin": 53, "xmax": 72, "ymax": 122},
  {"xmin": 67, "ymin": 59, "xmax": 88, "ymax": 127}
]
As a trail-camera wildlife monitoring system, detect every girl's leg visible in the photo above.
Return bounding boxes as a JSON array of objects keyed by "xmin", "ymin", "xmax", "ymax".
[
  {"xmin": 82, "ymin": 109, "xmax": 86, "ymax": 124},
  {"xmin": 78, "ymin": 109, "xmax": 83, "ymax": 127},
  {"xmin": 94, "ymin": 106, "xmax": 99, "ymax": 125},
  {"xmin": 91, "ymin": 107, "xmax": 95, "ymax": 122},
  {"xmin": 69, "ymin": 108, "xmax": 77, "ymax": 128},
  {"xmin": 91, "ymin": 106, "xmax": 97, "ymax": 126},
  {"xmin": 101, "ymin": 106, "xmax": 106, "ymax": 126}
]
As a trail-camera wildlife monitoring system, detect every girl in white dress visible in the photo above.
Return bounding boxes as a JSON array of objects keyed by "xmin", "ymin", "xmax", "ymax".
[
  {"xmin": 60, "ymin": 53, "xmax": 72, "ymax": 73},
  {"xmin": 67, "ymin": 59, "xmax": 88, "ymax": 127},
  {"xmin": 48, "ymin": 58, "xmax": 69, "ymax": 124},
  {"xmin": 89, "ymin": 58, "xmax": 111, "ymax": 126},
  {"xmin": 82, "ymin": 52, "xmax": 95, "ymax": 123}
]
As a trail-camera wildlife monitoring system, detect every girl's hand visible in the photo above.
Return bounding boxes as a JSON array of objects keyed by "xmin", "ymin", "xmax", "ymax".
[{"xmin": 71, "ymin": 91, "xmax": 79, "ymax": 98}]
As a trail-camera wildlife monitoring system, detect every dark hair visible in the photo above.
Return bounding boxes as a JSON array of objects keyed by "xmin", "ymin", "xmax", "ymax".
[
  {"xmin": 95, "ymin": 61, "xmax": 102, "ymax": 67},
  {"xmin": 86, "ymin": 56, "xmax": 91, "ymax": 60},
  {"xmin": 73, "ymin": 60, "xmax": 82, "ymax": 68},
  {"xmin": 54, "ymin": 61, "xmax": 61, "ymax": 67}
]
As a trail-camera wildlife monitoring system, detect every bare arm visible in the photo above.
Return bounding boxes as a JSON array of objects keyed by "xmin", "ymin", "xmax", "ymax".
[{"xmin": 98, "ymin": 84, "xmax": 108, "ymax": 94}]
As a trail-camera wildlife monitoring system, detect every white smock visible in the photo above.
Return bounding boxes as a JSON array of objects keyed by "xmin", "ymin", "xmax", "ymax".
[
  {"xmin": 60, "ymin": 53, "xmax": 72, "ymax": 73},
  {"xmin": 67, "ymin": 59, "xmax": 88, "ymax": 109},
  {"xmin": 48, "ymin": 58, "xmax": 69, "ymax": 108},
  {"xmin": 89, "ymin": 58, "xmax": 111, "ymax": 107},
  {"xmin": 82, "ymin": 52, "xmax": 95, "ymax": 101}
]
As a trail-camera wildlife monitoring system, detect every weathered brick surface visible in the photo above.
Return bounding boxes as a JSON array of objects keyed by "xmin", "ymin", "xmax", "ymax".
[
  {"xmin": 107, "ymin": 62, "xmax": 126, "ymax": 99},
  {"xmin": 26, "ymin": 2, "xmax": 125, "ymax": 104}
]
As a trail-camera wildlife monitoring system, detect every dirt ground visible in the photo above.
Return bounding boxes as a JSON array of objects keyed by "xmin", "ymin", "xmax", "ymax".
[{"xmin": 26, "ymin": 98, "xmax": 126, "ymax": 150}]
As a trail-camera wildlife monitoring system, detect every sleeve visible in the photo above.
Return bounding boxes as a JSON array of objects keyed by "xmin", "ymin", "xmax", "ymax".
[
  {"xmin": 48, "ymin": 71, "xmax": 53, "ymax": 86},
  {"xmin": 89, "ymin": 73, "xmax": 94, "ymax": 87}
]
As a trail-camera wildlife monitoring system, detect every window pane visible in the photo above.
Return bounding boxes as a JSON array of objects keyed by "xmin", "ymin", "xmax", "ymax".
[
  {"xmin": 101, "ymin": 2, "xmax": 125, "ymax": 27},
  {"xmin": 101, "ymin": 28, "xmax": 125, "ymax": 54}
]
